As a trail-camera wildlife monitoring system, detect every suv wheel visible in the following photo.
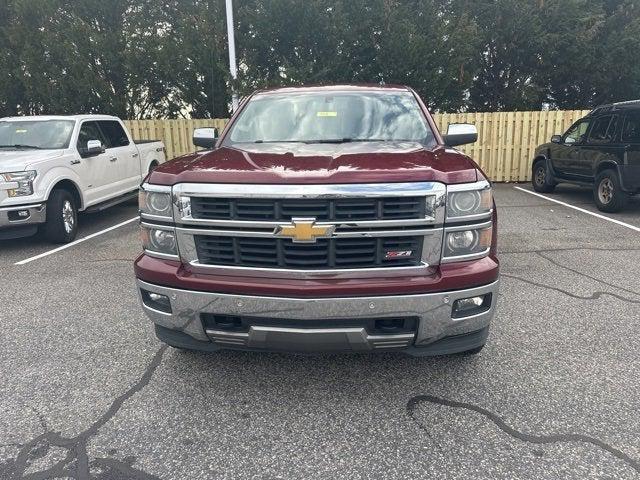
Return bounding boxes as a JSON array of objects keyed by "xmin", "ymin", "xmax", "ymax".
[
  {"xmin": 44, "ymin": 189, "xmax": 78, "ymax": 243},
  {"xmin": 532, "ymin": 161, "xmax": 556, "ymax": 193},
  {"xmin": 594, "ymin": 169, "xmax": 627, "ymax": 213}
]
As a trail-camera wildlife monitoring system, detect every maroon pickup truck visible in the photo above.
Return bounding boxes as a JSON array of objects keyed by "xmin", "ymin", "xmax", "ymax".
[{"xmin": 135, "ymin": 85, "xmax": 499, "ymax": 356}]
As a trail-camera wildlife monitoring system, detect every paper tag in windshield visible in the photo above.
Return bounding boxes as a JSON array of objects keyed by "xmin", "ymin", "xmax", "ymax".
[
  {"xmin": 317, "ymin": 111, "xmax": 337, "ymax": 117},
  {"xmin": 15, "ymin": 129, "xmax": 27, "ymax": 133}
]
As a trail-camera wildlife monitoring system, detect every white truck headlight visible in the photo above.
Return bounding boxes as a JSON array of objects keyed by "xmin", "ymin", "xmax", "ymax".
[
  {"xmin": 140, "ymin": 225, "xmax": 178, "ymax": 257},
  {"xmin": 1, "ymin": 170, "xmax": 37, "ymax": 197},
  {"xmin": 447, "ymin": 182, "xmax": 492, "ymax": 219},
  {"xmin": 139, "ymin": 185, "xmax": 172, "ymax": 218}
]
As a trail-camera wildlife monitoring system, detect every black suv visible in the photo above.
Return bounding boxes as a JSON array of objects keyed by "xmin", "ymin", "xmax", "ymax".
[{"xmin": 532, "ymin": 100, "xmax": 640, "ymax": 212}]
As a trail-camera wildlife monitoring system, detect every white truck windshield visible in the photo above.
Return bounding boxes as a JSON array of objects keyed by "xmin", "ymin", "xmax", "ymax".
[{"xmin": 0, "ymin": 120, "xmax": 75, "ymax": 149}]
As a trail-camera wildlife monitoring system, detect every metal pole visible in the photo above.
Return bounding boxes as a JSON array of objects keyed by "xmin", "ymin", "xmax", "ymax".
[{"xmin": 225, "ymin": 0, "xmax": 239, "ymax": 112}]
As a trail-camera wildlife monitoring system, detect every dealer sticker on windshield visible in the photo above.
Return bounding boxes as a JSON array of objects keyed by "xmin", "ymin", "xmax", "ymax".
[{"xmin": 317, "ymin": 111, "xmax": 337, "ymax": 117}]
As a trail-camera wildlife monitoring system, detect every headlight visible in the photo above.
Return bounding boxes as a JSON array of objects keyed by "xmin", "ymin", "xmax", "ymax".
[
  {"xmin": 447, "ymin": 183, "xmax": 492, "ymax": 219},
  {"xmin": 139, "ymin": 186, "xmax": 172, "ymax": 218},
  {"xmin": 1, "ymin": 171, "xmax": 37, "ymax": 197},
  {"xmin": 140, "ymin": 225, "xmax": 178, "ymax": 257},
  {"xmin": 443, "ymin": 224, "xmax": 492, "ymax": 261}
]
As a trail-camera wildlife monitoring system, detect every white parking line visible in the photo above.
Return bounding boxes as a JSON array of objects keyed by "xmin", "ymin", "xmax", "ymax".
[
  {"xmin": 14, "ymin": 217, "xmax": 139, "ymax": 265},
  {"xmin": 514, "ymin": 186, "xmax": 640, "ymax": 233}
]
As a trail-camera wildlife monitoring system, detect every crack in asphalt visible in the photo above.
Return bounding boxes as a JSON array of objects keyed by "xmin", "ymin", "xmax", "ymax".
[
  {"xmin": 0, "ymin": 346, "xmax": 167, "ymax": 480},
  {"xmin": 501, "ymin": 273, "xmax": 640, "ymax": 304},
  {"xmin": 535, "ymin": 251, "xmax": 640, "ymax": 297},
  {"xmin": 406, "ymin": 395, "xmax": 640, "ymax": 473}
]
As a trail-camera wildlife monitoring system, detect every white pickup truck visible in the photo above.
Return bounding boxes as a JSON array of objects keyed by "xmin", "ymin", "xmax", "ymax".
[{"xmin": 0, "ymin": 115, "xmax": 166, "ymax": 243}]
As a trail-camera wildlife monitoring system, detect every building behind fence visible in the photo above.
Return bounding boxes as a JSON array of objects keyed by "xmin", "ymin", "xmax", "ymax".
[{"xmin": 124, "ymin": 110, "xmax": 590, "ymax": 183}]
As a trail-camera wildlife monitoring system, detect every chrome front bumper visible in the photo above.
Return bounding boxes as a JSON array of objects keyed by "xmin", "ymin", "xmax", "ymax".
[
  {"xmin": 137, "ymin": 279, "xmax": 499, "ymax": 355},
  {"xmin": 0, "ymin": 203, "xmax": 46, "ymax": 228}
]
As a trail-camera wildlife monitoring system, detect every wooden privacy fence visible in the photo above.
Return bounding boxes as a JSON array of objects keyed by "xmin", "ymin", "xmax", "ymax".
[
  {"xmin": 123, "ymin": 118, "xmax": 229, "ymax": 163},
  {"xmin": 124, "ymin": 110, "xmax": 590, "ymax": 182}
]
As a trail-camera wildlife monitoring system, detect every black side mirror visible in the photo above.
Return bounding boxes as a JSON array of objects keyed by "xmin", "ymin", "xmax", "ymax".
[
  {"xmin": 193, "ymin": 128, "xmax": 219, "ymax": 149},
  {"xmin": 551, "ymin": 135, "xmax": 562, "ymax": 144}
]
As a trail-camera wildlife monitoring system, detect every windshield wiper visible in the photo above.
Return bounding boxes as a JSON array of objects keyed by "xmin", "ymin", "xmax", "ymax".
[
  {"xmin": 303, "ymin": 138, "xmax": 390, "ymax": 144},
  {"xmin": 0, "ymin": 144, "xmax": 42, "ymax": 149}
]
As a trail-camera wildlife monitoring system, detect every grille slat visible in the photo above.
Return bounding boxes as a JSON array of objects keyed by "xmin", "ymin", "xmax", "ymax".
[
  {"xmin": 190, "ymin": 197, "xmax": 424, "ymax": 222},
  {"xmin": 194, "ymin": 235, "xmax": 422, "ymax": 269}
]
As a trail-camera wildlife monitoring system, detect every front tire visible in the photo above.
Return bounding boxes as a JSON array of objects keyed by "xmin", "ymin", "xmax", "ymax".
[
  {"xmin": 594, "ymin": 169, "xmax": 627, "ymax": 213},
  {"xmin": 532, "ymin": 161, "xmax": 556, "ymax": 193},
  {"xmin": 44, "ymin": 189, "xmax": 78, "ymax": 243}
]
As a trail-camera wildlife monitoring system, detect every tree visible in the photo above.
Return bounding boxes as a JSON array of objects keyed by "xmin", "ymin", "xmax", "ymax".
[
  {"xmin": 467, "ymin": 0, "xmax": 546, "ymax": 111},
  {"xmin": 1, "ymin": 0, "xmax": 639, "ymax": 116},
  {"xmin": 0, "ymin": 0, "xmax": 231, "ymax": 118},
  {"xmin": 0, "ymin": 0, "xmax": 21, "ymax": 116},
  {"xmin": 233, "ymin": 0, "xmax": 478, "ymax": 110},
  {"xmin": 536, "ymin": 0, "xmax": 605, "ymax": 109}
]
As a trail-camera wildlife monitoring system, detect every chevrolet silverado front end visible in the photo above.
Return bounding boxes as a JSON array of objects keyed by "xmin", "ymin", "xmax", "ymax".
[{"xmin": 134, "ymin": 85, "xmax": 499, "ymax": 356}]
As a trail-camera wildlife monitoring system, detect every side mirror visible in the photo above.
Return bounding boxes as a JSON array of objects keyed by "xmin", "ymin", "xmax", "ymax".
[
  {"xmin": 83, "ymin": 139, "xmax": 105, "ymax": 157},
  {"xmin": 551, "ymin": 135, "xmax": 562, "ymax": 144},
  {"xmin": 193, "ymin": 128, "xmax": 218, "ymax": 149},
  {"xmin": 443, "ymin": 123, "xmax": 478, "ymax": 147}
]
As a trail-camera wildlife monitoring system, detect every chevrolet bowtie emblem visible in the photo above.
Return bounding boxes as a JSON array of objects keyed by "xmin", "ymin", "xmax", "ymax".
[{"xmin": 274, "ymin": 218, "xmax": 336, "ymax": 243}]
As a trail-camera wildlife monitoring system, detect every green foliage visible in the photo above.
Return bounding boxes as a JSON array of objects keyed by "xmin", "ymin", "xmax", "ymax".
[
  {"xmin": 467, "ymin": 0, "xmax": 547, "ymax": 111},
  {"xmin": 0, "ymin": 0, "xmax": 639, "ymax": 117}
]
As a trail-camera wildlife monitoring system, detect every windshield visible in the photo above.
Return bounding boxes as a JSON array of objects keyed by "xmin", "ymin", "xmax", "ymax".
[
  {"xmin": 0, "ymin": 120, "xmax": 75, "ymax": 149},
  {"xmin": 225, "ymin": 91, "xmax": 435, "ymax": 146}
]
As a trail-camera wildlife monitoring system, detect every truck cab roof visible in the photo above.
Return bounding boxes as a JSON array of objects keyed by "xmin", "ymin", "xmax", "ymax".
[
  {"xmin": 252, "ymin": 84, "xmax": 412, "ymax": 96},
  {"xmin": 0, "ymin": 114, "xmax": 122, "ymax": 122}
]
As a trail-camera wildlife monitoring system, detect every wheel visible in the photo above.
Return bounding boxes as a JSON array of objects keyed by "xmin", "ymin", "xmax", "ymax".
[
  {"xmin": 532, "ymin": 161, "xmax": 556, "ymax": 193},
  {"xmin": 148, "ymin": 161, "xmax": 158, "ymax": 173},
  {"xmin": 594, "ymin": 169, "xmax": 627, "ymax": 213},
  {"xmin": 44, "ymin": 189, "xmax": 78, "ymax": 243}
]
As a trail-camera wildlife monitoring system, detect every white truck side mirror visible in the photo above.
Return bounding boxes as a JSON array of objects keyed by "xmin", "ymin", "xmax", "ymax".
[{"xmin": 84, "ymin": 139, "xmax": 105, "ymax": 157}]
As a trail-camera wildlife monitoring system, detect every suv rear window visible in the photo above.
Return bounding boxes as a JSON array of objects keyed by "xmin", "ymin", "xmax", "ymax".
[
  {"xmin": 587, "ymin": 115, "xmax": 618, "ymax": 144},
  {"xmin": 622, "ymin": 112, "xmax": 640, "ymax": 143}
]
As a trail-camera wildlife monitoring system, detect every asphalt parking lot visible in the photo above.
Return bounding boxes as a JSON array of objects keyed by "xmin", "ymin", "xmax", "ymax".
[{"xmin": 1, "ymin": 183, "xmax": 639, "ymax": 480}]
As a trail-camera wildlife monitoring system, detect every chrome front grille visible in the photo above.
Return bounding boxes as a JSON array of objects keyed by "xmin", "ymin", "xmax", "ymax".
[
  {"xmin": 190, "ymin": 197, "xmax": 426, "ymax": 222},
  {"xmin": 172, "ymin": 182, "xmax": 447, "ymax": 276}
]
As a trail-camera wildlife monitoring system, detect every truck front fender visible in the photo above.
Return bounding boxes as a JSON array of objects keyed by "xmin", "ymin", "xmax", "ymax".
[{"xmin": 38, "ymin": 167, "xmax": 86, "ymax": 210}]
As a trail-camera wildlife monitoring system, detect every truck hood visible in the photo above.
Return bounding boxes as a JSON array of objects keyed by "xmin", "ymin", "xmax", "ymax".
[
  {"xmin": 149, "ymin": 142, "xmax": 479, "ymax": 185},
  {"xmin": 0, "ymin": 149, "xmax": 65, "ymax": 172}
]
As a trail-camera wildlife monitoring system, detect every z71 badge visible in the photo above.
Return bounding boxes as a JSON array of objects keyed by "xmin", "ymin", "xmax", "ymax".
[{"xmin": 384, "ymin": 250, "xmax": 413, "ymax": 259}]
